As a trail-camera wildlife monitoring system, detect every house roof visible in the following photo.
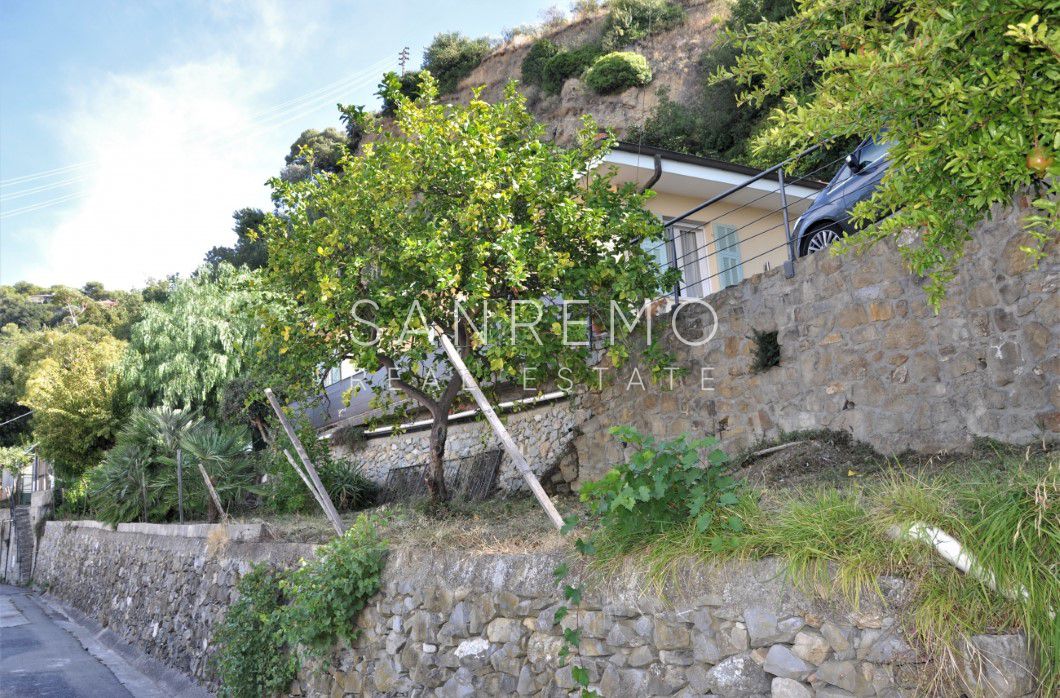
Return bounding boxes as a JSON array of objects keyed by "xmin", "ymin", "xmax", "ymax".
[
  {"xmin": 603, "ymin": 141, "xmax": 825, "ymax": 215},
  {"xmin": 612, "ymin": 141, "xmax": 828, "ymax": 189}
]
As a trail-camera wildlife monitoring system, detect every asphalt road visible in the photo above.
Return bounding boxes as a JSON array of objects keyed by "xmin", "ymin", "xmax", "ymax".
[{"xmin": 0, "ymin": 584, "xmax": 155, "ymax": 698}]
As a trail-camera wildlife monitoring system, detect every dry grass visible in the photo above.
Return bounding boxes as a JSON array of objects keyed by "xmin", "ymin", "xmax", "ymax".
[{"xmin": 246, "ymin": 494, "xmax": 585, "ymax": 554}]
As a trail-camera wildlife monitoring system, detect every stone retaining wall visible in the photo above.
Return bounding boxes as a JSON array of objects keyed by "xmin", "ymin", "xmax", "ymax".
[
  {"xmin": 33, "ymin": 520, "xmax": 1039, "ymax": 696},
  {"xmin": 573, "ymin": 198, "xmax": 1059, "ymax": 482},
  {"xmin": 333, "ymin": 399, "xmax": 579, "ymax": 494}
]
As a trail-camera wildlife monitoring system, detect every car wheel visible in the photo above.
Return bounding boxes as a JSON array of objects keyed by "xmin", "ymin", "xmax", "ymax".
[{"xmin": 800, "ymin": 224, "xmax": 843, "ymax": 256}]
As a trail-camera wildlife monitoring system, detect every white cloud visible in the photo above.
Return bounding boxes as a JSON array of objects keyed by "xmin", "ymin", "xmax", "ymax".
[{"xmin": 16, "ymin": 0, "xmax": 324, "ymax": 289}]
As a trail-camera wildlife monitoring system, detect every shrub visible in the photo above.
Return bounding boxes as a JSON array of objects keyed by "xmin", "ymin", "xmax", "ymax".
[
  {"xmin": 541, "ymin": 42, "xmax": 604, "ymax": 94},
  {"xmin": 750, "ymin": 328, "xmax": 780, "ymax": 372},
  {"xmin": 283, "ymin": 515, "xmax": 386, "ymax": 655},
  {"xmin": 86, "ymin": 407, "xmax": 260, "ymax": 524},
  {"xmin": 377, "ymin": 71, "xmax": 422, "ymax": 117},
  {"xmin": 602, "ymin": 0, "xmax": 685, "ymax": 50},
  {"xmin": 580, "ymin": 426, "xmax": 743, "ymax": 550},
  {"xmin": 422, "ymin": 32, "xmax": 492, "ymax": 94},
  {"xmin": 213, "ymin": 565, "xmax": 296, "ymax": 698},
  {"xmin": 317, "ymin": 458, "xmax": 377, "ymax": 512},
  {"xmin": 521, "ymin": 39, "xmax": 560, "ymax": 88},
  {"xmin": 583, "ymin": 51, "xmax": 652, "ymax": 94}
]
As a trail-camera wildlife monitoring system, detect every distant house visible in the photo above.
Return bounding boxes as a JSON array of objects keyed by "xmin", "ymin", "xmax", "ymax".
[{"xmin": 307, "ymin": 144, "xmax": 825, "ymax": 431}]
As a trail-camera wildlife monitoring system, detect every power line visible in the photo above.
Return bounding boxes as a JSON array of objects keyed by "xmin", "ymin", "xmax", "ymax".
[
  {"xmin": 0, "ymin": 163, "xmax": 92, "ymax": 188},
  {"xmin": 0, "ymin": 411, "xmax": 33, "ymax": 428},
  {"xmin": 0, "ymin": 57, "xmax": 396, "ymax": 199}
]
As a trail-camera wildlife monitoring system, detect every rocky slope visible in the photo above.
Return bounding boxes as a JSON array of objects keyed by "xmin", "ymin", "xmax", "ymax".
[{"xmin": 442, "ymin": 0, "xmax": 724, "ymax": 144}]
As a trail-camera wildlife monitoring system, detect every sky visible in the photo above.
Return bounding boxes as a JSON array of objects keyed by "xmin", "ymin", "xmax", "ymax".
[{"xmin": 0, "ymin": 0, "xmax": 557, "ymax": 289}]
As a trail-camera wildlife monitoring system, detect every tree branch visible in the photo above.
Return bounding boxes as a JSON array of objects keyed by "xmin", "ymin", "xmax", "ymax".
[{"xmin": 378, "ymin": 354, "xmax": 441, "ymax": 417}]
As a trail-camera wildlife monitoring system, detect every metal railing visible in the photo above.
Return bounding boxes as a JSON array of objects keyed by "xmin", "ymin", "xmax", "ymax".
[{"xmin": 645, "ymin": 140, "xmax": 882, "ymax": 302}]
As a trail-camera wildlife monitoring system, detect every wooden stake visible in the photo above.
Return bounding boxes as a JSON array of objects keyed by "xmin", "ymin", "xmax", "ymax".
[
  {"xmin": 282, "ymin": 447, "xmax": 332, "ymax": 518},
  {"xmin": 430, "ymin": 325, "xmax": 565, "ymax": 530},
  {"xmin": 196, "ymin": 463, "xmax": 227, "ymax": 522},
  {"xmin": 264, "ymin": 388, "xmax": 345, "ymax": 536}
]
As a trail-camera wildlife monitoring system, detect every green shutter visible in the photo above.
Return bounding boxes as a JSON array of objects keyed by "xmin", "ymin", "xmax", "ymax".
[{"xmin": 714, "ymin": 224, "xmax": 743, "ymax": 288}]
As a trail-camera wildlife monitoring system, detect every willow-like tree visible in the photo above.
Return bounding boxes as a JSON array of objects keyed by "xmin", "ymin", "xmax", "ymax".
[
  {"xmin": 722, "ymin": 1, "xmax": 1058, "ymax": 303},
  {"xmin": 260, "ymin": 76, "xmax": 675, "ymax": 500},
  {"xmin": 122, "ymin": 263, "xmax": 279, "ymax": 419}
]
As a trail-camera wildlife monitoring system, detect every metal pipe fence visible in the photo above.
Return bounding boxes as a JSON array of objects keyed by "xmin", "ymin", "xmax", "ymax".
[{"xmin": 649, "ymin": 143, "xmax": 884, "ymax": 303}]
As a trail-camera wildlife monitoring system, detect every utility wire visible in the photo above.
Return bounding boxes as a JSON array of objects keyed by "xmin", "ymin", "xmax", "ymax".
[{"xmin": 0, "ymin": 411, "xmax": 33, "ymax": 428}]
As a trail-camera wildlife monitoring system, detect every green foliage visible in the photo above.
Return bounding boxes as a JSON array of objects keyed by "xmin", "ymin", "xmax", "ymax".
[
  {"xmin": 280, "ymin": 128, "xmax": 348, "ymax": 182},
  {"xmin": 317, "ymin": 458, "xmax": 377, "ymax": 512},
  {"xmin": 583, "ymin": 51, "xmax": 652, "ymax": 94},
  {"xmin": 282, "ymin": 515, "xmax": 387, "ymax": 655},
  {"xmin": 212, "ymin": 517, "xmax": 386, "ymax": 694},
  {"xmin": 86, "ymin": 407, "xmax": 260, "ymax": 524},
  {"xmin": 602, "ymin": 0, "xmax": 685, "ymax": 50},
  {"xmin": 0, "ymin": 282, "xmax": 145, "ymax": 338},
  {"xmin": 18, "ymin": 325, "xmax": 126, "ymax": 478},
  {"xmin": 205, "ymin": 208, "xmax": 269, "ymax": 271},
  {"xmin": 377, "ymin": 71, "xmax": 422, "ymax": 116},
  {"xmin": 580, "ymin": 426, "xmax": 742, "ymax": 549},
  {"xmin": 750, "ymin": 328, "xmax": 780, "ymax": 372},
  {"xmin": 542, "ymin": 42, "xmax": 605, "ymax": 94},
  {"xmin": 122, "ymin": 264, "xmax": 280, "ymax": 418},
  {"xmin": 422, "ymin": 32, "xmax": 493, "ymax": 94},
  {"xmin": 213, "ymin": 565, "xmax": 297, "ymax": 698},
  {"xmin": 0, "ymin": 445, "xmax": 30, "ymax": 477},
  {"xmin": 261, "ymin": 75, "xmax": 675, "ymax": 497},
  {"xmin": 722, "ymin": 0, "xmax": 1060, "ymax": 303},
  {"xmin": 629, "ymin": 0, "xmax": 820, "ymax": 165},
  {"xmin": 521, "ymin": 39, "xmax": 560, "ymax": 88},
  {"xmin": 264, "ymin": 448, "xmax": 376, "ymax": 515},
  {"xmin": 968, "ymin": 467, "xmax": 1060, "ymax": 691}
]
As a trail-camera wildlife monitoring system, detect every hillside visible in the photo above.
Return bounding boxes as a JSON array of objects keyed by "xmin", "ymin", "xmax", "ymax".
[{"xmin": 442, "ymin": 0, "xmax": 725, "ymax": 145}]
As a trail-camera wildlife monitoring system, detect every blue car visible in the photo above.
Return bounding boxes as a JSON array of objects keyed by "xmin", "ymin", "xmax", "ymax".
[{"xmin": 791, "ymin": 137, "xmax": 892, "ymax": 256}]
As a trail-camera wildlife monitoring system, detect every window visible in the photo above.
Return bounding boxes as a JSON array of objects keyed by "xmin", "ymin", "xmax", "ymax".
[
  {"xmin": 648, "ymin": 221, "xmax": 709, "ymax": 298},
  {"xmin": 714, "ymin": 224, "xmax": 743, "ymax": 288},
  {"xmin": 325, "ymin": 365, "xmax": 342, "ymax": 386},
  {"xmin": 676, "ymin": 225, "xmax": 704, "ymax": 297},
  {"xmin": 856, "ymin": 138, "xmax": 891, "ymax": 169}
]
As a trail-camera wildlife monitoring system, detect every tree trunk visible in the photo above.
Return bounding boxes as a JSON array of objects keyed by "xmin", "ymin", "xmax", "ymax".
[{"xmin": 425, "ymin": 417, "xmax": 449, "ymax": 501}]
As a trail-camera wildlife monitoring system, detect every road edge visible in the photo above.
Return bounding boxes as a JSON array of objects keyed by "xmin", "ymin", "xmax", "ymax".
[{"xmin": 34, "ymin": 591, "xmax": 214, "ymax": 698}]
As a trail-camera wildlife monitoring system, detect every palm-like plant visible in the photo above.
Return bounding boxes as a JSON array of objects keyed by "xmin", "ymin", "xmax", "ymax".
[{"xmin": 88, "ymin": 406, "xmax": 259, "ymax": 523}]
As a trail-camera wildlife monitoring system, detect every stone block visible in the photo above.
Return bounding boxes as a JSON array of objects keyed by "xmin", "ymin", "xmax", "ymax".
[
  {"xmin": 955, "ymin": 634, "xmax": 1036, "ymax": 698},
  {"xmin": 763, "ymin": 644, "xmax": 813, "ymax": 680},
  {"xmin": 771, "ymin": 676, "xmax": 812, "ymax": 698},
  {"xmin": 653, "ymin": 619, "xmax": 691, "ymax": 650},
  {"xmin": 704, "ymin": 652, "xmax": 772, "ymax": 695},
  {"xmin": 791, "ymin": 630, "xmax": 831, "ymax": 665},
  {"xmin": 814, "ymin": 659, "xmax": 872, "ymax": 696}
]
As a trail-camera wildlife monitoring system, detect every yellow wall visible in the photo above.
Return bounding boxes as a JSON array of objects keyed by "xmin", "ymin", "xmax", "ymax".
[{"xmin": 645, "ymin": 191, "xmax": 793, "ymax": 296}]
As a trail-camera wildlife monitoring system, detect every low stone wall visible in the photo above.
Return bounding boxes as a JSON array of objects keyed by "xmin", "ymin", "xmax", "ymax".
[
  {"xmin": 33, "ymin": 520, "xmax": 314, "ymax": 680},
  {"xmin": 33, "ymin": 520, "xmax": 1039, "ymax": 696},
  {"xmin": 333, "ymin": 399, "xmax": 579, "ymax": 494}
]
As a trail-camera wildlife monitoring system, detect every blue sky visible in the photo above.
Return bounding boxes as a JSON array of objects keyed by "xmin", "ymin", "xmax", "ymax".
[{"xmin": 0, "ymin": 0, "xmax": 556, "ymax": 288}]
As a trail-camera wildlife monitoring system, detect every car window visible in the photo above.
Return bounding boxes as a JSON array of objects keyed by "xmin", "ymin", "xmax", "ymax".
[
  {"xmin": 856, "ymin": 139, "xmax": 891, "ymax": 168},
  {"xmin": 826, "ymin": 163, "xmax": 853, "ymax": 192}
]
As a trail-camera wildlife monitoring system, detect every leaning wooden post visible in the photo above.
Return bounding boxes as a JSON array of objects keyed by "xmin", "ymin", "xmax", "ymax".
[
  {"xmin": 176, "ymin": 448, "xmax": 184, "ymax": 524},
  {"xmin": 196, "ymin": 463, "xmax": 228, "ymax": 522},
  {"xmin": 264, "ymin": 388, "xmax": 345, "ymax": 536},
  {"xmin": 430, "ymin": 325, "xmax": 565, "ymax": 530},
  {"xmin": 281, "ymin": 447, "xmax": 332, "ymax": 519}
]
